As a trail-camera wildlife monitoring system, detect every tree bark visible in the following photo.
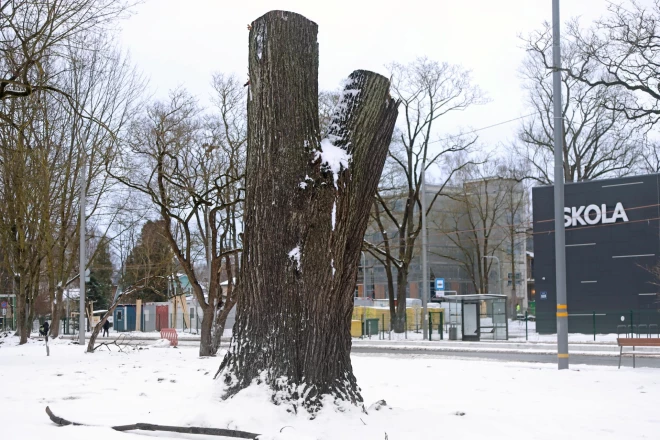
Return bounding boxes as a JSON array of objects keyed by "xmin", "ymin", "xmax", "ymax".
[
  {"xmin": 217, "ymin": 10, "xmax": 398, "ymax": 411},
  {"xmin": 199, "ymin": 304, "xmax": 213, "ymax": 355},
  {"xmin": 16, "ymin": 291, "xmax": 27, "ymax": 344},
  {"xmin": 50, "ymin": 285, "xmax": 65, "ymax": 338},
  {"xmin": 394, "ymin": 266, "xmax": 408, "ymax": 332}
]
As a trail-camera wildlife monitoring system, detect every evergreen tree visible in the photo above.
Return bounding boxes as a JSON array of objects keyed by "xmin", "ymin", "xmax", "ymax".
[
  {"xmin": 87, "ymin": 237, "xmax": 114, "ymax": 310},
  {"xmin": 122, "ymin": 220, "xmax": 172, "ymax": 302}
]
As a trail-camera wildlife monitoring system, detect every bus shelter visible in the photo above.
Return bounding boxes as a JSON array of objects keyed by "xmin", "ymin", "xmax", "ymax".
[{"xmin": 433, "ymin": 294, "xmax": 508, "ymax": 341}]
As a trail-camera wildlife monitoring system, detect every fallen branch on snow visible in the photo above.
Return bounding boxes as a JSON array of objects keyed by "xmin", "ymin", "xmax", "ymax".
[
  {"xmin": 45, "ymin": 406, "xmax": 260, "ymax": 439},
  {"xmin": 92, "ymin": 334, "xmax": 134, "ymax": 353},
  {"xmin": 92, "ymin": 341, "xmax": 125, "ymax": 352}
]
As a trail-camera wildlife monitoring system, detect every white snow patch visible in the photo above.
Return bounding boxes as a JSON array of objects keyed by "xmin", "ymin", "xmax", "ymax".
[
  {"xmin": 151, "ymin": 338, "xmax": 171, "ymax": 348},
  {"xmin": 317, "ymin": 138, "xmax": 350, "ymax": 189},
  {"xmin": 331, "ymin": 202, "xmax": 336, "ymax": 231},
  {"xmin": 331, "ymin": 259, "xmax": 335, "ymax": 276},
  {"xmin": 256, "ymin": 29, "xmax": 265, "ymax": 60},
  {"xmin": 288, "ymin": 247, "xmax": 301, "ymax": 268}
]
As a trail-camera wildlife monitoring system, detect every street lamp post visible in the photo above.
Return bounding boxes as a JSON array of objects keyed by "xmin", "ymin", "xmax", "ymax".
[
  {"xmin": 552, "ymin": 0, "xmax": 569, "ymax": 370},
  {"xmin": 361, "ymin": 251, "xmax": 366, "ymax": 297},
  {"xmin": 79, "ymin": 151, "xmax": 86, "ymax": 345},
  {"xmin": 421, "ymin": 157, "xmax": 429, "ymax": 340}
]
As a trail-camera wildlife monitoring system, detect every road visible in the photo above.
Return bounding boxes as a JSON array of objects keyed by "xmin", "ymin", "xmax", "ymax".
[
  {"xmin": 351, "ymin": 345, "xmax": 660, "ymax": 368},
  {"xmin": 74, "ymin": 335, "xmax": 660, "ymax": 368}
]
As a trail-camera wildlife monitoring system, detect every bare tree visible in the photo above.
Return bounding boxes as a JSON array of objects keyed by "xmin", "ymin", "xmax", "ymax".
[
  {"xmin": 363, "ymin": 57, "xmax": 485, "ymax": 333},
  {"xmin": 44, "ymin": 36, "xmax": 142, "ymax": 337},
  {"xmin": 564, "ymin": 1, "xmax": 660, "ymax": 126},
  {"xmin": 500, "ymin": 159, "xmax": 529, "ymax": 315},
  {"xmin": 0, "ymin": 3, "xmax": 141, "ymax": 342},
  {"xmin": 431, "ymin": 160, "xmax": 510, "ymax": 296},
  {"xmin": 0, "ymin": 90, "xmax": 52, "ymax": 342},
  {"xmin": 0, "ymin": 1, "xmax": 134, "ymax": 105},
  {"xmin": 318, "ymin": 90, "xmax": 340, "ymax": 139},
  {"xmin": 216, "ymin": 11, "xmax": 398, "ymax": 411},
  {"xmin": 517, "ymin": 22, "xmax": 641, "ymax": 184},
  {"xmin": 111, "ymin": 83, "xmax": 244, "ymax": 356},
  {"xmin": 640, "ymin": 138, "xmax": 660, "ymax": 173}
]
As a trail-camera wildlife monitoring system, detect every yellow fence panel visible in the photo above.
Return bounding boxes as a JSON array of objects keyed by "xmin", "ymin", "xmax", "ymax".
[{"xmin": 352, "ymin": 306, "xmax": 444, "ymax": 332}]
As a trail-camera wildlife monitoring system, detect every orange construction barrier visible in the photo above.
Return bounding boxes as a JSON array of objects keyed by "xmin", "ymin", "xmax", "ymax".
[{"xmin": 160, "ymin": 328, "xmax": 178, "ymax": 347}]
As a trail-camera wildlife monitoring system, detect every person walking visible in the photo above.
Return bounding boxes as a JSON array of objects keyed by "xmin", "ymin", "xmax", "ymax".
[
  {"xmin": 41, "ymin": 321, "xmax": 50, "ymax": 342},
  {"xmin": 102, "ymin": 319, "xmax": 110, "ymax": 337}
]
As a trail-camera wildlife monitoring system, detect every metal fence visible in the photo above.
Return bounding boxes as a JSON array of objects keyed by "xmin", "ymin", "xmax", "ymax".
[{"xmin": 517, "ymin": 309, "xmax": 660, "ymax": 341}]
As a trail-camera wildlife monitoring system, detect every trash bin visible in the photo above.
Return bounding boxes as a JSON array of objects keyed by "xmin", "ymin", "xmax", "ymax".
[
  {"xmin": 363, "ymin": 318, "xmax": 379, "ymax": 337},
  {"xmin": 448, "ymin": 325, "xmax": 458, "ymax": 340}
]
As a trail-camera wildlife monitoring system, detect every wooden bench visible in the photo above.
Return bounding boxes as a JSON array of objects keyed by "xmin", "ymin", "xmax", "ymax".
[
  {"xmin": 160, "ymin": 328, "xmax": 178, "ymax": 347},
  {"xmin": 617, "ymin": 338, "xmax": 660, "ymax": 368}
]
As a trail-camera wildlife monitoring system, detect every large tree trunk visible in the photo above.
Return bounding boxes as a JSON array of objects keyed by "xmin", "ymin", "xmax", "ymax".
[
  {"xmin": 50, "ymin": 286, "xmax": 64, "ymax": 338},
  {"xmin": 393, "ymin": 267, "xmax": 409, "ymax": 333},
  {"xmin": 199, "ymin": 304, "xmax": 214, "ymax": 356},
  {"xmin": 217, "ymin": 10, "xmax": 398, "ymax": 412},
  {"xmin": 16, "ymin": 292, "xmax": 28, "ymax": 344},
  {"xmin": 210, "ymin": 301, "xmax": 233, "ymax": 353}
]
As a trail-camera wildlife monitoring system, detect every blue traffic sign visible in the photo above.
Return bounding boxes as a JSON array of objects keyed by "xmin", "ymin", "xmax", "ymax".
[
  {"xmin": 435, "ymin": 278, "xmax": 445, "ymax": 291},
  {"xmin": 540, "ymin": 291, "xmax": 547, "ymax": 300},
  {"xmin": 0, "ymin": 301, "xmax": 6, "ymax": 308}
]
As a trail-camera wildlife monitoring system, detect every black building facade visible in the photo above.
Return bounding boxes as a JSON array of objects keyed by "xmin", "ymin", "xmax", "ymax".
[{"xmin": 533, "ymin": 174, "xmax": 660, "ymax": 334}]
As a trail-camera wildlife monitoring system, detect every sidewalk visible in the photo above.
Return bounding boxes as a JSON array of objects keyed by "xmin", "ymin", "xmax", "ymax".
[{"xmin": 58, "ymin": 331, "xmax": 660, "ymax": 357}]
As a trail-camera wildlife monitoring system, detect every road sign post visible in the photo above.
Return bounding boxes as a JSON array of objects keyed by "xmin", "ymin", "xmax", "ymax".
[{"xmin": 434, "ymin": 278, "xmax": 445, "ymax": 298}]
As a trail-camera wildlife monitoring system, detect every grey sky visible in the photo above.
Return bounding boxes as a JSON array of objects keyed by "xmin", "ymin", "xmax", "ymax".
[{"xmin": 120, "ymin": 0, "xmax": 612, "ymax": 151}]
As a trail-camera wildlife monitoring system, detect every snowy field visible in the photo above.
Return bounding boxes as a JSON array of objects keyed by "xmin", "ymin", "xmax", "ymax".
[{"xmin": 1, "ymin": 334, "xmax": 658, "ymax": 439}]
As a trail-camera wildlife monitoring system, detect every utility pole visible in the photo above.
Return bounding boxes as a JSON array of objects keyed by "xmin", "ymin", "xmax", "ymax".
[
  {"xmin": 421, "ymin": 156, "xmax": 429, "ymax": 340},
  {"xmin": 360, "ymin": 251, "xmax": 366, "ymax": 296},
  {"xmin": 79, "ymin": 151, "xmax": 86, "ymax": 345},
  {"xmin": 552, "ymin": 0, "xmax": 569, "ymax": 369}
]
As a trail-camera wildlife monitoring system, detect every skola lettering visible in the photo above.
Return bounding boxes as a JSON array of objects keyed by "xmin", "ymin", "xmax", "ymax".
[{"xmin": 563, "ymin": 202, "xmax": 629, "ymax": 227}]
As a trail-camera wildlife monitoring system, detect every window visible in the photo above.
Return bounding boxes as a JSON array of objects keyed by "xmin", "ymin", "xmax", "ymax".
[
  {"xmin": 507, "ymin": 273, "xmax": 523, "ymax": 286},
  {"xmin": 190, "ymin": 308, "xmax": 195, "ymax": 319},
  {"xmin": 117, "ymin": 310, "xmax": 123, "ymax": 320}
]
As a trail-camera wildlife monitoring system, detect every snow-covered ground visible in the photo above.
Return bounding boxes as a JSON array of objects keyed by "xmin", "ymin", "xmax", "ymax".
[
  {"xmin": 508, "ymin": 319, "xmax": 621, "ymax": 343},
  {"xmin": 356, "ymin": 319, "xmax": 623, "ymax": 343},
  {"xmin": 1, "ymin": 333, "xmax": 657, "ymax": 439}
]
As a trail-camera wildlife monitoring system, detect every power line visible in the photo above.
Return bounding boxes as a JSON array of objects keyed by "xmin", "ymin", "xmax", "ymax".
[
  {"xmin": 427, "ymin": 113, "xmax": 536, "ymax": 145},
  {"xmin": 367, "ymin": 199, "xmax": 660, "ymax": 243}
]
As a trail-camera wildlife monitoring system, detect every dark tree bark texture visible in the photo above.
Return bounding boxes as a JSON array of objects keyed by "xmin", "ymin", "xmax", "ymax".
[{"xmin": 217, "ymin": 10, "xmax": 398, "ymax": 411}]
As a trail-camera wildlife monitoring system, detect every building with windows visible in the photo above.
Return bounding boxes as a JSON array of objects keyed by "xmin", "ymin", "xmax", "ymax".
[
  {"xmin": 533, "ymin": 174, "xmax": 660, "ymax": 334},
  {"xmin": 359, "ymin": 178, "xmax": 528, "ymax": 314}
]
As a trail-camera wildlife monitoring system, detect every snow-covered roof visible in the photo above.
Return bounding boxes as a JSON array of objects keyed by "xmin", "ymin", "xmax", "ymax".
[
  {"xmin": 220, "ymin": 278, "xmax": 237, "ymax": 286},
  {"xmin": 64, "ymin": 288, "xmax": 80, "ymax": 298},
  {"xmin": 526, "ymin": 251, "xmax": 534, "ymax": 258}
]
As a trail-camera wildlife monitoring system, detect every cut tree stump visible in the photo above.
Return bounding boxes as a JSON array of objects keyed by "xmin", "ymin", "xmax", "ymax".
[{"xmin": 217, "ymin": 10, "xmax": 398, "ymax": 412}]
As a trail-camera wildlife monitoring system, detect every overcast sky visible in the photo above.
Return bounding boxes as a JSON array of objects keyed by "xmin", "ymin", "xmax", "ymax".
[{"xmin": 119, "ymin": 0, "xmax": 614, "ymax": 153}]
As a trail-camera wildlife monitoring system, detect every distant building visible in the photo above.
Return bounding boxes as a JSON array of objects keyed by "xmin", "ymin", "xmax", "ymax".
[
  {"xmin": 533, "ymin": 174, "xmax": 660, "ymax": 333},
  {"xmin": 360, "ymin": 178, "xmax": 529, "ymax": 314}
]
